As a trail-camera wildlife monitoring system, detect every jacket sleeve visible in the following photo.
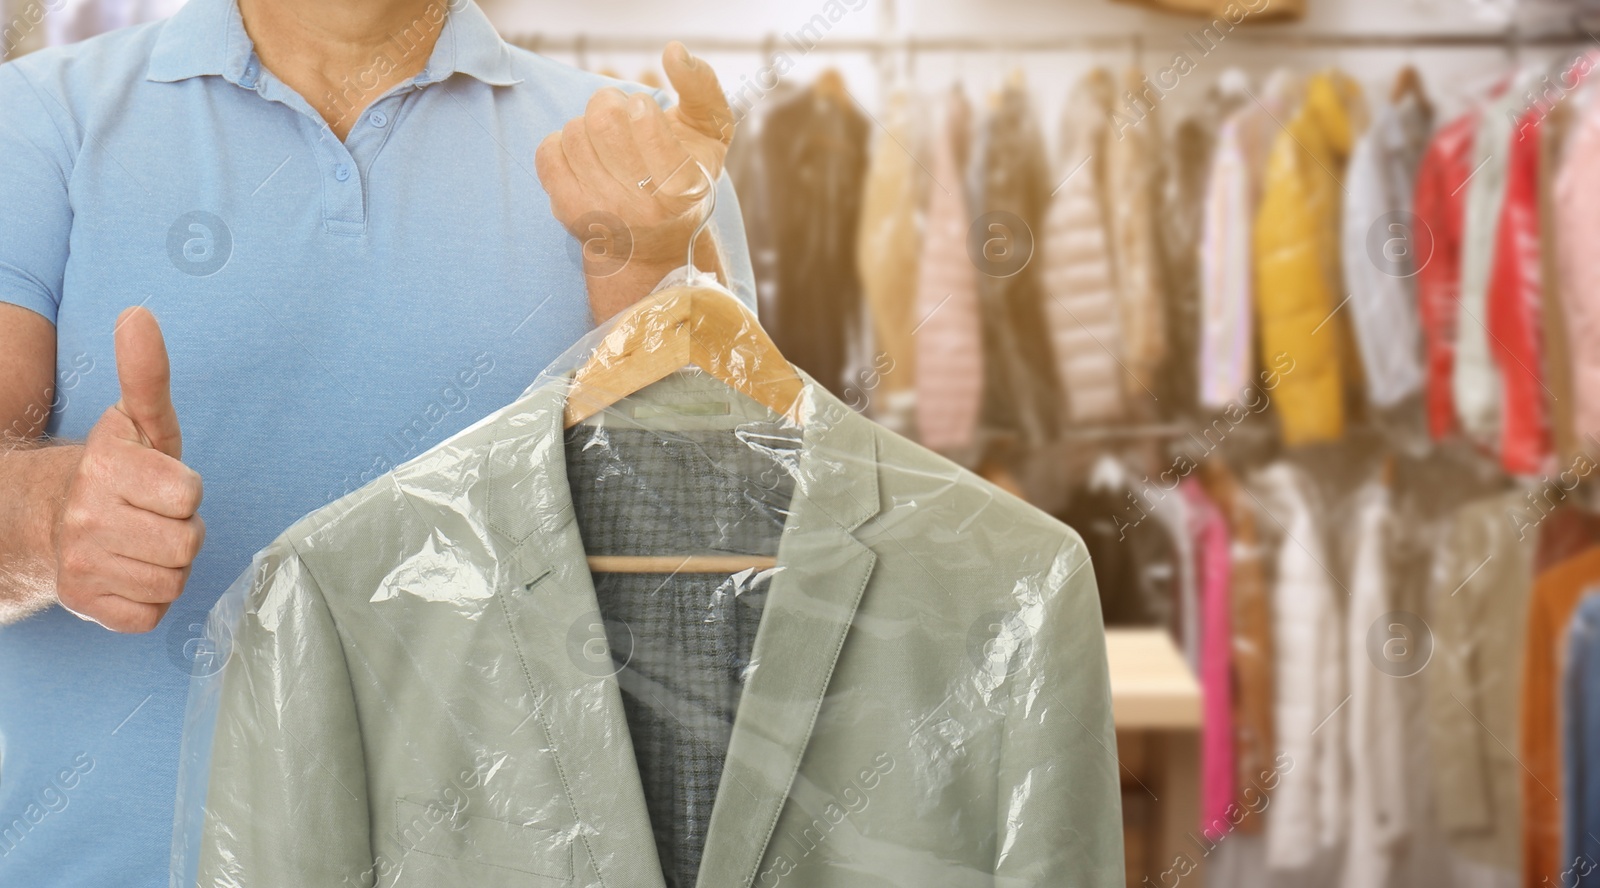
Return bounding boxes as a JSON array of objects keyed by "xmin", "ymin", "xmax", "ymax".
[
  {"xmin": 993, "ymin": 534, "xmax": 1124, "ymax": 888},
  {"xmin": 196, "ymin": 544, "xmax": 374, "ymax": 888}
]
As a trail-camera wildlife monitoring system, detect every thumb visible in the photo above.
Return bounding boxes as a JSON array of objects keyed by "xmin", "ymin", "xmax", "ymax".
[
  {"xmin": 662, "ymin": 41, "xmax": 734, "ymax": 146},
  {"xmin": 113, "ymin": 306, "xmax": 182, "ymax": 460}
]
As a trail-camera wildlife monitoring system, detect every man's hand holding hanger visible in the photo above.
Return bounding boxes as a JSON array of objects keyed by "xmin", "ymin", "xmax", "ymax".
[{"xmin": 536, "ymin": 41, "xmax": 737, "ymax": 323}]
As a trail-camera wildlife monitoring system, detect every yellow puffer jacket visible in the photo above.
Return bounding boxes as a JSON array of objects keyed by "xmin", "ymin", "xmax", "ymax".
[{"xmin": 1253, "ymin": 71, "xmax": 1366, "ymax": 446}]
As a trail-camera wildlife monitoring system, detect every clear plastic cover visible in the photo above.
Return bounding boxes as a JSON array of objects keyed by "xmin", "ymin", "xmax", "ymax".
[{"xmin": 170, "ymin": 281, "xmax": 1124, "ymax": 888}]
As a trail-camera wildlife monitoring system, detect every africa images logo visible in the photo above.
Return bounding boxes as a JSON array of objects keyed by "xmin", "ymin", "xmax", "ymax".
[{"xmin": 166, "ymin": 211, "xmax": 234, "ymax": 278}]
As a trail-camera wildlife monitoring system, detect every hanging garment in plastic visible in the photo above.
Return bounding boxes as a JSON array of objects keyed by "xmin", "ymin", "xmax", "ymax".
[
  {"xmin": 1159, "ymin": 90, "xmax": 1231, "ymax": 418},
  {"xmin": 1556, "ymin": 76, "xmax": 1600, "ymax": 452},
  {"xmin": 1452, "ymin": 87, "xmax": 1519, "ymax": 449},
  {"xmin": 1424, "ymin": 493, "xmax": 1533, "ymax": 874},
  {"xmin": 972, "ymin": 79, "xmax": 1065, "ymax": 449},
  {"xmin": 1041, "ymin": 69, "xmax": 1127, "ymax": 426},
  {"xmin": 1488, "ymin": 99, "xmax": 1554, "ymax": 475},
  {"xmin": 1563, "ymin": 592, "xmax": 1600, "ymax": 887},
  {"xmin": 1199, "ymin": 70, "xmax": 1298, "ymax": 410},
  {"xmin": 1105, "ymin": 66, "xmax": 1169, "ymax": 416},
  {"xmin": 761, "ymin": 87, "xmax": 871, "ymax": 397},
  {"xmin": 1522, "ymin": 546, "xmax": 1600, "ymax": 887},
  {"xmin": 1340, "ymin": 91, "xmax": 1431, "ymax": 410},
  {"xmin": 170, "ymin": 303, "xmax": 1124, "ymax": 888},
  {"xmin": 855, "ymin": 89, "xmax": 927, "ymax": 435},
  {"xmin": 1414, "ymin": 111, "xmax": 1478, "ymax": 442},
  {"xmin": 1339, "ymin": 481, "xmax": 1409, "ymax": 888},
  {"xmin": 1055, "ymin": 478, "xmax": 1180, "ymax": 632},
  {"xmin": 1179, "ymin": 480, "xmax": 1234, "ymax": 843},
  {"xmin": 1252, "ymin": 460, "xmax": 1345, "ymax": 870},
  {"xmin": 1253, "ymin": 71, "xmax": 1367, "ymax": 447},
  {"xmin": 1198, "ymin": 459, "xmax": 1273, "ymax": 836},
  {"xmin": 914, "ymin": 88, "xmax": 985, "ymax": 461}
]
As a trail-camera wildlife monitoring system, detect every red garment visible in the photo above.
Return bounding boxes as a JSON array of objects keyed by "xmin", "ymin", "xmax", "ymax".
[
  {"xmin": 1490, "ymin": 108, "xmax": 1553, "ymax": 474},
  {"xmin": 1413, "ymin": 113, "xmax": 1478, "ymax": 441}
]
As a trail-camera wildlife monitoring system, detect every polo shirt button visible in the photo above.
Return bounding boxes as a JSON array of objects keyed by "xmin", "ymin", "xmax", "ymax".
[
  {"xmin": 335, "ymin": 164, "xmax": 352, "ymax": 182},
  {"xmin": 368, "ymin": 110, "xmax": 388, "ymax": 128}
]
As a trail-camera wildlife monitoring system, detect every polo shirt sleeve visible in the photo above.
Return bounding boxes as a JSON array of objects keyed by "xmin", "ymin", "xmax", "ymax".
[{"xmin": 0, "ymin": 62, "xmax": 74, "ymax": 326}]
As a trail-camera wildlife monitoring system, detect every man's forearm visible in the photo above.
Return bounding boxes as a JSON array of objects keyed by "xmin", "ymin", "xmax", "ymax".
[
  {"xmin": 585, "ymin": 228, "xmax": 725, "ymax": 323},
  {"xmin": 0, "ymin": 441, "xmax": 78, "ymax": 623}
]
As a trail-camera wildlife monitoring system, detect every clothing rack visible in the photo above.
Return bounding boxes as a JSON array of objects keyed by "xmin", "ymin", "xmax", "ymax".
[
  {"xmin": 1061, "ymin": 423, "xmax": 1195, "ymax": 442},
  {"xmin": 506, "ymin": 30, "xmax": 1596, "ymax": 56}
]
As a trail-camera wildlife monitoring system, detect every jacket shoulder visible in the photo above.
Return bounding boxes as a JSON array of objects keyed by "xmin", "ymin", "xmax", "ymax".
[{"xmin": 867, "ymin": 425, "xmax": 1088, "ymax": 579}]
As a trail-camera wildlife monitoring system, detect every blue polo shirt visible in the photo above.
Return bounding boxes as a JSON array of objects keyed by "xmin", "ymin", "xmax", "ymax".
[{"xmin": 0, "ymin": 1, "xmax": 753, "ymax": 883}]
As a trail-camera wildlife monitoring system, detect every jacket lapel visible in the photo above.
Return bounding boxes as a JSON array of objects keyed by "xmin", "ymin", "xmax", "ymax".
[
  {"xmin": 482, "ymin": 376, "xmax": 882, "ymax": 888},
  {"xmin": 484, "ymin": 384, "xmax": 668, "ymax": 888},
  {"xmin": 694, "ymin": 386, "xmax": 882, "ymax": 888}
]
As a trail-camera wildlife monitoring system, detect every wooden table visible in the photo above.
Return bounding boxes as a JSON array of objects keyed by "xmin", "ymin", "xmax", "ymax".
[{"xmin": 1106, "ymin": 629, "xmax": 1203, "ymax": 888}]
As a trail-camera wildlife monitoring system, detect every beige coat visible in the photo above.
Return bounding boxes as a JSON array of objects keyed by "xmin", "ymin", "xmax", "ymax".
[
  {"xmin": 1104, "ymin": 66, "xmax": 1168, "ymax": 411},
  {"xmin": 856, "ymin": 90, "xmax": 926, "ymax": 407}
]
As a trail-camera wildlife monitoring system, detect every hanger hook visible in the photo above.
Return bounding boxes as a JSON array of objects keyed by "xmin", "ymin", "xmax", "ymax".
[{"xmin": 684, "ymin": 160, "xmax": 717, "ymax": 280}]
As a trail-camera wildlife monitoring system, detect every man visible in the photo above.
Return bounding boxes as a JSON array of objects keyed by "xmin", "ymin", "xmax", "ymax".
[{"xmin": 0, "ymin": 0, "xmax": 750, "ymax": 883}]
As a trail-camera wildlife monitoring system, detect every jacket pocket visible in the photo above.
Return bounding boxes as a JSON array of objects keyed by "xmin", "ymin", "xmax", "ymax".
[{"xmin": 393, "ymin": 798, "xmax": 573, "ymax": 884}]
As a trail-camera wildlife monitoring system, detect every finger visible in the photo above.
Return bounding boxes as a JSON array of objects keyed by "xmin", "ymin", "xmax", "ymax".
[
  {"xmin": 90, "ymin": 506, "xmax": 205, "ymax": 570},
  {"xmin": 96, "ymin": 553, "xmax": 188, "ymax": 605},
  {"xmin": 113, "ymin": 306, "xmax": 182, "ymax": 460},
  {"xmin": 101, "ymin": 440, "xmax": 204, "ymax": 519},
  {"xmin": 535, "ymin": 132, "xmax": 595, "ymax": 227},
  {"xmin": 74, "ymin": 592, "xmax": 170, "ymax": 634},
  {"xmin": 559, "ymin": 118, "xmax": 634, "ymax": 209},
  {"xmin": 627, "ymin": 93, "xmax": 705, "ymax": 212},
  {"xmin": 662, "ymin": 42, "xmax": 734, "ymax": 146},
  {"xmin": 584, "ymin": 88, "xmax": 655, "ymax": 191},
  {"xmin": 57, "ymin": 538, "xmax": 184, "ymax": 613}
]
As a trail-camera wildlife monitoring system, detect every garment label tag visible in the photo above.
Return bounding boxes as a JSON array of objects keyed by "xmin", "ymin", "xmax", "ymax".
[{"xmin": 630, "ymin": 402, "xmax": 732, "ymax": 419}]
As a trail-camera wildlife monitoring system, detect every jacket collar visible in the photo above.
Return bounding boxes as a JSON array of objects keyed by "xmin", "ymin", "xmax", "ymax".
[
  {"xmin": 147, "ymin": 0, "xmax": 521, "ymax": 88},
  {"xmin": 481, "ymin": 369, "xmax": 881, "ymax": 888},
  {"xmin": 484, "ymin": 370, "xmax": 880, "ymax": 546}
]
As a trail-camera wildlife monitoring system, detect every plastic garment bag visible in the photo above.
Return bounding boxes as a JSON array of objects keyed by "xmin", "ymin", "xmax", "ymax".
[{"xmin": 170, "ymin": 293, "xmax": 1125, "ymax": 888}]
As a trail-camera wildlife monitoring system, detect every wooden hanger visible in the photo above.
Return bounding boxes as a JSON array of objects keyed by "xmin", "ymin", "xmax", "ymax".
[
  {"xmin": 564, "ymin": 163, "xmax": 802, "ymax": 574},
  {"xmin": 1390, "ymin": 64, "xmax": 1432, "ymax": 118},
  {"xmin": 562, "ymin": 285, "xmax": 804, "ymax": 429}
]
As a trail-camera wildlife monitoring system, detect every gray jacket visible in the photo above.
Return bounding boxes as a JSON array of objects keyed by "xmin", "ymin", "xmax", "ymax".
[{"xmin": 179, "ymin": 370, "xmax": 1124, "ymax": 888}]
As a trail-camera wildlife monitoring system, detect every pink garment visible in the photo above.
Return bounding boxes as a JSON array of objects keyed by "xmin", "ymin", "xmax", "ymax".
[
  {"xmin": 1181, "ymin": 479, "xmax": 1235, "ymax": 841},
  {"xmin": 913, "ymin": 91, "xmax": 984, "ymax": 456},
  {"xmin": 1556, "ymin": 72, "xmax": 1600, "ymax": 448}
]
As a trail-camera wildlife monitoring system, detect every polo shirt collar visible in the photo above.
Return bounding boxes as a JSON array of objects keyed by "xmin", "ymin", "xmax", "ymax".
[{"xmin": 147, "ymin": 0, "xmax": 520, "ymax": 88}]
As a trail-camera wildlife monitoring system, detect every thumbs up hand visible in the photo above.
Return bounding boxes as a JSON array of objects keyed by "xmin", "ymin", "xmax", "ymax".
[
  {"xmin": 535, "ymin": 42, "xmax": 735, "ymax": 275},
  {"xmin": 55, "ymin": 307, "xmax": 204, "ymax": 633}
]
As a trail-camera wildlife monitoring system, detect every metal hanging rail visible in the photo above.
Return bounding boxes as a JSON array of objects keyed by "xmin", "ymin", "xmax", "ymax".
[{"xmin": 505, "ymin": 30, "xmax": 1596, "ymax": 55}]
